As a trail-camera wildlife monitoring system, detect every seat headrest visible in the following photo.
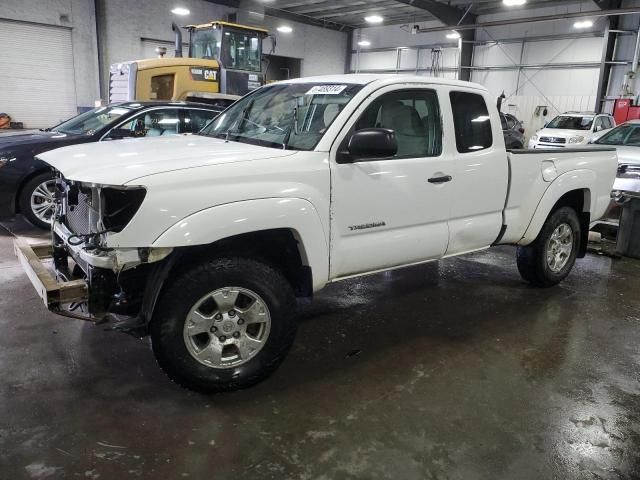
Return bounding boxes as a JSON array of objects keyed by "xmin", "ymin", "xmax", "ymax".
[{"xmin": 380, "ymin": 101, "xmax": 422, "ymax": 136}]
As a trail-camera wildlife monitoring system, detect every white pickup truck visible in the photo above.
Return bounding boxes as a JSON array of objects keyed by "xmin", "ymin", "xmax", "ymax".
[{"xmin": 15, "ymin": 75, "xmax": 617, "ymax": 392}]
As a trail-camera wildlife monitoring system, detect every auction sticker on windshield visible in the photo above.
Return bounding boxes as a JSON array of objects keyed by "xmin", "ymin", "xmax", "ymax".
[{"xmin": 306, "ymin": 85, "xmax": 348, "ymax": 95}]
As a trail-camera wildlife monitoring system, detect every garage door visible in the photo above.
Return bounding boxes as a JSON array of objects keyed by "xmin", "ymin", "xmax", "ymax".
[{"xmin": 0, "ymin": 20, "xmax": 77, "ymax": 129}]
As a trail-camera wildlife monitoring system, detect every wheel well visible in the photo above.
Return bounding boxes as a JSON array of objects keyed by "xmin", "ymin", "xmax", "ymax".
[
  {"xmin": 551, "ymin": 189, "xmax": 591, "ymax": 258},
  {"xmin": 15, "ymin": 168, "xmax": 52, "ymax": 214},
  {"xmin": 176, "ymin": 228, "xmax": 313, "ymax": 298}
]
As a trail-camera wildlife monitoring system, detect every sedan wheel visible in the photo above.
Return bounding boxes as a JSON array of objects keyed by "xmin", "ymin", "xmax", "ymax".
[
  {"xmin": 30, "ymin": 179, "xmax": 57, "ymax": 225},
  {"xmin": 19, "ymin": 172, "xmax": 57, "ymax": 229}
]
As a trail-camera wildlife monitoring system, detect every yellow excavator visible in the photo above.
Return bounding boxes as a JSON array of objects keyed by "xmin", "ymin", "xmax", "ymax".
[{"xmin": 109, "ymin": 21, "xmax": 269, "ymax": 109}]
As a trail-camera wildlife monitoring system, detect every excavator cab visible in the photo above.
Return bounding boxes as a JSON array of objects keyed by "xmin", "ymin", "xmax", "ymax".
[
  {"xmin": 109, "ymin": 21, "xmax": 268, "ymax": 106},
  {"xmin": 188, "ymin": 21, "xmax": 267, "ymax": 96}
]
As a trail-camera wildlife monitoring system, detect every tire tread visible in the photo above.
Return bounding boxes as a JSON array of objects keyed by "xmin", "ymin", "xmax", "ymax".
[{"xmin": 150, "ymin": 256, "xmax": 297, "ymax": 393}]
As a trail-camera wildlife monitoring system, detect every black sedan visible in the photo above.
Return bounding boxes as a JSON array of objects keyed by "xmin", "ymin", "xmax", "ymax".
[{"xmin": 0, "ymin": 101, "xmax": 221, "ymax": 228}]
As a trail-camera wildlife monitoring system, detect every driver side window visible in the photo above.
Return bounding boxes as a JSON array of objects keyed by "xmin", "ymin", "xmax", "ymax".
[
  {"xmin": 115, "ymin": 109, "xmax": 181, "ymax": 138},
  {"xmin": 594, "ymin": 117, "xmax": 604, "ymax": 132},
  {"xmin": 354, "ymin": 89, "xmax": 442, "ymax": 158}
]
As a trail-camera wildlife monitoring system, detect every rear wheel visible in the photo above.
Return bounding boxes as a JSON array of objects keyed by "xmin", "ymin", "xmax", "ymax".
[
  {"xmin": 19, "ymin": 172, "xmax": 56, "ymax": 229},
  {"xmin": 517, "ymin": 206, "xmax": 581, "ymax": 287},
  {"xmin": 150, "ymin": 256, "xmax": 297, "ymax": 393}
]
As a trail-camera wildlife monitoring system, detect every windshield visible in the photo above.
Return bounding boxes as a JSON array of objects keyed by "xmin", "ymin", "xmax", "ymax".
[
  {"xmin": 596, "ymin": 124, "xmax": 640, "ymax": 146},
  {"xmin": 53, "ymin": 106, "xmax": 133, "ymax": 135},
  {"xmin": 200, "ymin": 82, "xmax": 364, "ymax": 150},
  {"xmin": 546, "ymin": 115, "xmax": 594, "ymax": 130},
  {"xmin": 190, "ymin": 28, "xmax": 221, "ymax": 59}
]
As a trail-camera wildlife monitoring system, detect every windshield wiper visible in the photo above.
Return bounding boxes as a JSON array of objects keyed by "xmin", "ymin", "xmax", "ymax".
[{"xmin": 225, "ymin": 98, "xmax": 255, "ymax": 143}]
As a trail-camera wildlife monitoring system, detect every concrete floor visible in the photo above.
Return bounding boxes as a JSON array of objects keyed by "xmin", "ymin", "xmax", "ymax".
[{"xmin": 1, "ymin": 217, "xmax": 639, "ymax": 480}]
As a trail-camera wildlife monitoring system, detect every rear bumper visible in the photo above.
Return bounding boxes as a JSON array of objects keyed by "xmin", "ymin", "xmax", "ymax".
[{"xmin": 13, "ymin": 237, "xmax": 88, "ymax": 308}]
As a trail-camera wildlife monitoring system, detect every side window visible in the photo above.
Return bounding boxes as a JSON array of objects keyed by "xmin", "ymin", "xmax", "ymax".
[
  {"xmin": 450, "ymin": 91, "xmax": 493, "ymax": 153},
  {"xmin": 507, "ymin": 115, "xmax": 517, "ymax": 129},
  {"xmin": 594, "ymin": 117, "xmax": 601, "ymax": 131},
  {"xmin": 185, "ymin": 109, "xmax": 219, "ymax": 133},
  {"xmin": 353, "ymin": 89, "xmax": 442, "ymax": 158},
  {"xmin": 605, "ymin": 117, "xmax": 614, "ymax": 129},
  {"xmin": 117, "ymin": 109, "xmax": 181, "ymax": 137},
  {"xmin": 151, "ymin": 74, "xmax": 175, "ymax": 100},
  {"xmin": 500, "ymin": 114, "xmax": 508, "ymax": 130}
]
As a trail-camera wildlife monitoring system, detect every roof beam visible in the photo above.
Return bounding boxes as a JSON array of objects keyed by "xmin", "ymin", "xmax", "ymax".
[
  {"xmin": 202, "ymin": 0, "xmax": 351, "ymax": 31},
  {"xmin": 415, "ymin": 7, "xmax": 640, "ymax": 33},
  {"xmin": 593, "ymin": 0, "xmax": 621, "ymax": 9},
  {"xmin": 394, "ymin": 0, "xmax": 476, "ymax": 26},
  {"xmin": 264, "ymin": 6, "xmax": 352, "ymax": 31}
]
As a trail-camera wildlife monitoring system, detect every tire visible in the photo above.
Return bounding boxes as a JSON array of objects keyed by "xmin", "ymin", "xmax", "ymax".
[
  {"xmin": 516, "ymin": 206, "xmax": 581, "ymax": 287},
  {"xmin": 19, "ymin": 172, "xmax": 56, "ymax": 229},
  {"xmin": 150, "ymin": 256, "xmax": 297, "ymax": 393}
]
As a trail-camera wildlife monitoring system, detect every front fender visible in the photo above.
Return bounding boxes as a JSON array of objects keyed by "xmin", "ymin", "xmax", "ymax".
[
  {"xmin": 152, "ymin": 197, "xmax": 329, "ymax": 290},
  {"xmin": 519, "ymin": 169, "xmax": 595, "ymax": 245}
]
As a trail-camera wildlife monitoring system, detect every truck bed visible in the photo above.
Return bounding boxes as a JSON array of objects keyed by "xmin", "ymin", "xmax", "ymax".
[{"xmin": 500, "ymin": 147, "xmax": 618, "ymax": 245}]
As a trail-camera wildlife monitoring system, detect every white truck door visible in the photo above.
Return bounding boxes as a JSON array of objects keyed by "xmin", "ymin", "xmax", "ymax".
[
  {"xmin": 442, "ymin": 89, "xmax": 509, "ymax": 255},
  {"xmin": 328, "ymin": 86, "xmax": 452, "ymax": 278}
]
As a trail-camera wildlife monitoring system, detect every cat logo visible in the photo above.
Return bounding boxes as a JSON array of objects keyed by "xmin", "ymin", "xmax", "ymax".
[{"xmin": 190, "ymin": 67, "xmax": 218, "ymax": 82}]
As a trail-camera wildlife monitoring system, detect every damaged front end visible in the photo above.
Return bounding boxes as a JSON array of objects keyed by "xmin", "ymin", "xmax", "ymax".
[{"xmin": 15, "ymin": 172, "xmax": 173, "ymax": 334}]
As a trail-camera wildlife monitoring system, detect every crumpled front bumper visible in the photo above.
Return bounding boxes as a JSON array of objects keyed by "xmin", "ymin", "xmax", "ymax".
[
  {"xmin": 15, "ymin": 221, "xmax": 174, "ymax": 323},
  {"xmin": 13, "ymin": 237, "xmax": 88, "ymax": 310}
]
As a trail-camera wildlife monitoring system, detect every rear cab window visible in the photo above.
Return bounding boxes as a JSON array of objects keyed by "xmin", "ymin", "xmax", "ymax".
[{"xmin": 450, "ymin": 91, "xmax": 493, "ymax": 153}]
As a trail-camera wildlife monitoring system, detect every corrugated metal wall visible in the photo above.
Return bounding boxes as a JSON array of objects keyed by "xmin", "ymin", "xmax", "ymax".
[{"xmin": 349, "ymin": 3, "xmax": 615, "ymax": 141}]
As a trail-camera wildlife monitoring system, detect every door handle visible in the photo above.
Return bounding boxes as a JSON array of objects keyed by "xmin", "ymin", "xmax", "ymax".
[{"xmin": 428, "ymin": 175, "xmax": 452, "ymax": 184}]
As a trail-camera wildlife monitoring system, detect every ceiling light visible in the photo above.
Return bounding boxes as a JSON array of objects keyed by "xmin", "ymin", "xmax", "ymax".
[
  {"xmin": 277, "ymin": 25, "xmax": 293, "ymax": 33},
  {"xmin": 503, "ymin": 0, "xmax": 526, "ymax": 5},
  {"xmin": 446, "ymin": 31, "xmax": 461, "ymax": 39},
  {"xmin": 364, "ymin": 15, "xmax": 384, "ymax": 24},
  {"xmin": 358, "ymin": 40, "xmax": 371, "ymax": 47},
  {"xmin": 171, "ymin": 7, "xmax": 190, "ymax": 15},
  {"xmin": 574, "ymin": 20, "xmax": 594, "ymax": 29}
]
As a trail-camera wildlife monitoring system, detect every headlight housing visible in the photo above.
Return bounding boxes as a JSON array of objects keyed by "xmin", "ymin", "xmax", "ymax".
[
  {"xmin": 0, "ymin": 152, "xmax": 16, "ymax": 169},
  {"xmin": 530, "ymin": 135, "xmax": 538, "ymax": 142},
  {"xmin": 100, "ymin": 186, "xmax": 146, "ymax": 232},
  {"xmin": 60, "ymin": 178, "xmax": 146, "ymax": 236},
  {"xmin": 568, "ymin": 136, "xmax": 585, "ymax": 144}
]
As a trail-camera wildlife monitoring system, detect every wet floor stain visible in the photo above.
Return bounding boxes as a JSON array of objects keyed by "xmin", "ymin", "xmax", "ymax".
[{"xmin": 1, "ymin": 219, "xmax": 640, "ymax": 479}]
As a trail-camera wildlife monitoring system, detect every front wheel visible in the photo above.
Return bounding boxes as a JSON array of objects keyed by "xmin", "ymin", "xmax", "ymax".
[
  {"xmin": 19, "ymin": 172, "xmax": 56, "ymax": 229},
  {"xmin": 516, "ymin": 206, "xmax": 581, "ymax": 287},
  {"xmin": 150, "ymin": 257, "xmax": 297, "ymax": 393}
]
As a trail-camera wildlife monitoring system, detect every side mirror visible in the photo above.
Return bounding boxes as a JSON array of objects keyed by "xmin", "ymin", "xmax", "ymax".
[
  {"xmin": 342, "ymin": 128, "xmax": 397, "ymax": 162},
  {"xmin": 105, "ymin": 128, "xmax": 135, "ymax": 140}
]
